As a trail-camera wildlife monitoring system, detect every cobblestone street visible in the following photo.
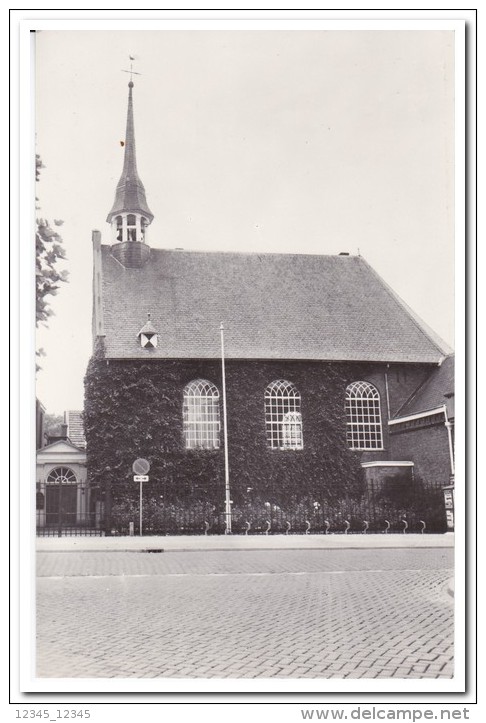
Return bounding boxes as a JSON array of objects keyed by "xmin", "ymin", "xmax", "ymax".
[{"xmin": 36, "ymin": 547, "xmax": 454, "ymax": 679}]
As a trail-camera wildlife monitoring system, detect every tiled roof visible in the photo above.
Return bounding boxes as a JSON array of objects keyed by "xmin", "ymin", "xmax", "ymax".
[
  {"xmin": 64, "ymin": 410, "xmax": 86, "ymax": 449},
  {"xmin": 99, "ymin": 248, "xmax": 452, "ymax": 363},
  {"xmin": 395, "ymin": 355, "xmax": 455, "ymax": 417}
]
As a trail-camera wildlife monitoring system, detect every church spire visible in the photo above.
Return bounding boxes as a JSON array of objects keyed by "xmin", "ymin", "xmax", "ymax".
[{"xmin": 107, "ymin": 79, "xmax": 154, "ymax": 245}]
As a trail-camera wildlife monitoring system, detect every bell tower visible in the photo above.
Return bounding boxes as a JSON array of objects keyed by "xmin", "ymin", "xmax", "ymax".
[{"xmin": 107, "ymin": 78, "xmax": 154, "ymax": 268}]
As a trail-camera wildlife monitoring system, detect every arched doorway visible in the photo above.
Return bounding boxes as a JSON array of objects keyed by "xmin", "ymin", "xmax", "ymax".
[{"xmin": 45, "ymin": 467, "xmax": 78, "ymax": 527}]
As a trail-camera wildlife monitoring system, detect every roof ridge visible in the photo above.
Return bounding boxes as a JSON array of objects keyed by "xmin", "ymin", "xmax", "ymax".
[
  {"xmin": 37, "ymin": 438, "xmax": 85, "ymax": 453},
  {"xmin": 102, "ymin": 245, "xmax": 360, "ymax": 259}
]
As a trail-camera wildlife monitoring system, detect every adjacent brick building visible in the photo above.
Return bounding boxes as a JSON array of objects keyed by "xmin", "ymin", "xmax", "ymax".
[{"xmin": 389, "ymin": 355, "xmax": 455, "ymax": 489}]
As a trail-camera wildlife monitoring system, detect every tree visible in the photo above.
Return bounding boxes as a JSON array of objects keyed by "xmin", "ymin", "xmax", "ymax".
[
  {"xmin": 36, "ymin": 155, "xmax": 68, "ymax": 366},
  {"xmin": 44, "ymin": 412, "xmax": 64, "ymax": 436}
]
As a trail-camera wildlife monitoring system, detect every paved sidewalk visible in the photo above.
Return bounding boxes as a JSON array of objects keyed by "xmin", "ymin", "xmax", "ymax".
[{"xmin": 36, "ymin": 532, "xmax": 454, "ymax": 552}]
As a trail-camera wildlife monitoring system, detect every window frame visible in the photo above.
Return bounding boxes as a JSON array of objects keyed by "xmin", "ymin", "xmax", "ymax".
[
  {"xmin": 264, "ymin": 379, "xmax": 303, "ymax": 450},
  {"xmin": 46, "ymin": 466, "xmax": 77, "ymax": 484},
  {"xmin": 345, "ymin": 380, "xmax": 384, "ymax": 451},
  {"xmin": 183, "ymin": 379, "xmax": 221, "ymax": 450}
]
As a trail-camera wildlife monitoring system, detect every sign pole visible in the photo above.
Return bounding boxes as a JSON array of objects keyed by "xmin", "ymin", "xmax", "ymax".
[
  {"xmin": 220, "ymin": 322, "xmax": 232, "ymax": 534},
  {"xmin": 132, "ymin": 459, "xmax": 151, "ymax": 538}
]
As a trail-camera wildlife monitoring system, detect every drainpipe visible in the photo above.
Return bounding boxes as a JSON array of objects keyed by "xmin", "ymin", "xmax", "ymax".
[
  {"xmin": 444, "ymin": 407, "xmax": 455, "ymax": 477},
  {"xmin": 384, "ymin": 366, "xmax": 391, "ymax": 419}
]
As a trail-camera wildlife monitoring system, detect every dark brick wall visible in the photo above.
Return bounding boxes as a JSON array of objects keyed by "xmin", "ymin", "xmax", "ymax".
[
  {"xmin": 345, "ymin": 364, "xmax": 434, "ymax": 463},
  {"xmin": 382, "ymin": 364, "xmax": 435, "ymax": 417},
  {"xmin": 362, "ymin": 464, "xmax": 414, "ymax": 496},
  {"xmin": 389, "ymin": 419, "xmax": 451, "ymax": 488}
]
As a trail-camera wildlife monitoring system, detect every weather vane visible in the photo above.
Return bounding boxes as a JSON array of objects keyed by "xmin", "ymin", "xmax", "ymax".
[{"xmin": 122, "ymin": 55, "xmax": 141, "ymax": 82}]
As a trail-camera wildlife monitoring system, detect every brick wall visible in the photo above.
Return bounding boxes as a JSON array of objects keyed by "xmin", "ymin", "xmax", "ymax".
[
  {"xmin": 389, "ymin": 417, "xmax": 451, "ymax": 488},
  {"xmin": 381, "ymin": 364, "xmax": 434, "ymax": 417}
]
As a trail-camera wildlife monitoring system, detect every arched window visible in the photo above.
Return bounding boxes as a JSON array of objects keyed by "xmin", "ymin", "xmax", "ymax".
[
  {"xmin": 46, "ymin": 467, "xmax": 77, "ymax": 484},
  {"xmin": 265, "ymin": 380, "xmax": 303, "ymax": 449},
  {"xmin": 345, "ymin": 381, "xmax": 383, "ymax": 450},
  {"xmin": 183, "ymin": 379, "xmax": 220, "ymax": 449}
]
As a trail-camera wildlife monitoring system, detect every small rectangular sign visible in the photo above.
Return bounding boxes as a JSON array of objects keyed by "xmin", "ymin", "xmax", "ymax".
[{"xmin": 134, "ymin": 475, "xmax": 149, "ymax": 482}]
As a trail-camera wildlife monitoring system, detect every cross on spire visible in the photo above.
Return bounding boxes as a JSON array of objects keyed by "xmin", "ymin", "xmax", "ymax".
[{"xmin": 122, "ymin": 55, "xmax": 141, "ymax": 83}]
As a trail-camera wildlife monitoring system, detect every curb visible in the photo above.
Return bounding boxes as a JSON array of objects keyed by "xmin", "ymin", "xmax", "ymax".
[{"xmin": 36, "ymin": 532, "xmax": 455, "ymax": 553}]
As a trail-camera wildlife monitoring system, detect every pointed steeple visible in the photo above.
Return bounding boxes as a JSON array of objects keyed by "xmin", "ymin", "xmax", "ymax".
[{"xmin": 107, "ymin": 80, "xmax": 154, "ymax": 230}]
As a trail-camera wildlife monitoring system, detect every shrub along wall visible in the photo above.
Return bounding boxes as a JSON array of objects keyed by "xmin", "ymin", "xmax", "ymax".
[{"xmin": 84, "ymin": 348, "xmax": 446, "ymax": 533}]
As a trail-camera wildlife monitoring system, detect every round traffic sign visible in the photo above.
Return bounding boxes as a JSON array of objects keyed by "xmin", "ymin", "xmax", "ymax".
[{"xmin": 132, "ymin": 458, "xmax": 150, "ymax": 475}]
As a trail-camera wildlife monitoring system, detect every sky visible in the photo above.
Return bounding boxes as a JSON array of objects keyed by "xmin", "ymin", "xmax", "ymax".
[{"xmin": 34, "ymin": 26, "xmax": 456, "ymax": 415}]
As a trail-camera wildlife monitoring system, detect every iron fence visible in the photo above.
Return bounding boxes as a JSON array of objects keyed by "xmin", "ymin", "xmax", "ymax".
[
  {"xmin": 35, "ymin": 478, "xmax": 448, "ymax": 537},
  {"xmin": 105, "ymin": 481, "xmax": 447, "ymax": 536},
  {"xmin": 36, "ymin": 511, "xmax": 104, "ymax": 537}
]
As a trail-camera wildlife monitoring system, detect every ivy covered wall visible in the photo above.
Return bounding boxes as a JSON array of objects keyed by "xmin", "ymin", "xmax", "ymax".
[
  {"xmin": 84, "ymin": 346, "xmax": 445, "ymax": 532},
  {"xmin": 84, "ymin": 350, "xmax": 389, "ymax": 496}
]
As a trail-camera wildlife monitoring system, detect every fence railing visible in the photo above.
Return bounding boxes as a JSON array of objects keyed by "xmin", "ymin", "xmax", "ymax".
[
  {"xmin": 36, "ymin": 511, "xmax": 104, "ymax": 537},
  {"xmin": 36, "ymin": 483, "xmax": 448, "ymax": 537},
  {"xmin": 106, "ymin": 485, "xmax": 447, "ymax": 536}
]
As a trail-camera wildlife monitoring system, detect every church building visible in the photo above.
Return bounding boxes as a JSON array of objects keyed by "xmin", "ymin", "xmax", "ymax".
[{"xmin": 84, "ymin": 80, "xmax": 454, "ymax": 535}]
